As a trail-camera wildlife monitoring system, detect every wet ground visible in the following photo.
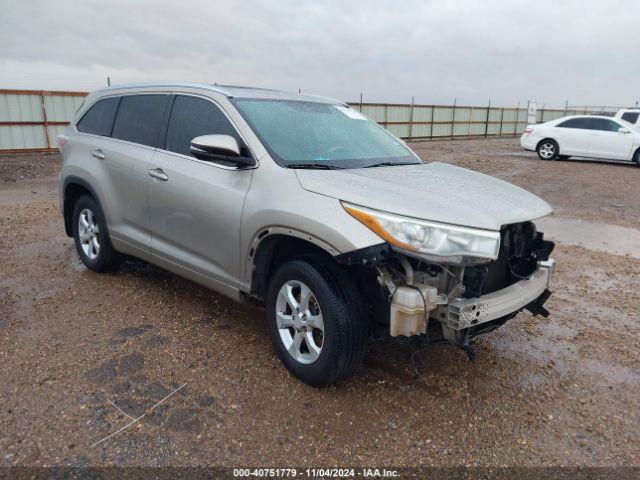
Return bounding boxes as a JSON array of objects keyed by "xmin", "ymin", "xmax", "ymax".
[{"xmin": 1, "ymin": 138, "xmax": 639, "ymax": 468}]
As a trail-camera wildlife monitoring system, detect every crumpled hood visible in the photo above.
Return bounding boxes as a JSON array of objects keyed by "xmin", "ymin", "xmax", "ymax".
[{"xmin": 295, "ymin": 162, "xmax": 553, "ymax": 231}]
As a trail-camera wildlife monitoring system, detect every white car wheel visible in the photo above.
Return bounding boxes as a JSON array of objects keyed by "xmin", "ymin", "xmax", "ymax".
[{"xmin": 537, "ymin": 141, "xmax": 558, "ymax": 160}]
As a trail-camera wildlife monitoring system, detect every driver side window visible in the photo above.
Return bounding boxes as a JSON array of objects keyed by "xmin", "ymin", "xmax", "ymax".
[{"xmin": 164, "ymin": 95, "xmax": 243, "ymax": 157}]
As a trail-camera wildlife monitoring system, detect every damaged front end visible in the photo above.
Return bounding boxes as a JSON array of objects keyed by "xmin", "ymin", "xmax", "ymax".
[{"xmin": 337, "ymin": 221, "xmax": 555, "ymax": 358}]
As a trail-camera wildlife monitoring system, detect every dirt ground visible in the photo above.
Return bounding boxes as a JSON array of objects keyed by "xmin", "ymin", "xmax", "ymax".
[{"xmin": 1, "ymin": 138, "xmax": 639, "ymax": 469}]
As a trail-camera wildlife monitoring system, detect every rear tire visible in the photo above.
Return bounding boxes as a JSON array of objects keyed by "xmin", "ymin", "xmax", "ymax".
[
  {"xmin": 72, "ymin": 195, "xmax": 123, "ymax": 272},
  {"xmin": 266, "ymin": 258, "xmax": 367, "ymax": 387},
  {"xmin": 634, "ymin": 149, "xmax": 640, "ymax": 167},
  {"xmin": 537, "ymin": 140, "xmax": 559, "ymax": 160}
]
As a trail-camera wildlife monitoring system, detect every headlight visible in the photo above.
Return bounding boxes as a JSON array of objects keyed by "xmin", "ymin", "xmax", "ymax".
[{"xmin": 342, "ymin": 203, "xmax": 500, "ymax": 264}]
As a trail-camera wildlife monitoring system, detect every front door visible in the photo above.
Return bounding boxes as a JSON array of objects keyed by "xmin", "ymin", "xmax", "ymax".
[
  {"xmin": 587, "ymin": 118, "xmax": 634, "ymax": 160},
  {"xmin": 147, "ymin": 94, "xmax": 254, "ymax": 291}
]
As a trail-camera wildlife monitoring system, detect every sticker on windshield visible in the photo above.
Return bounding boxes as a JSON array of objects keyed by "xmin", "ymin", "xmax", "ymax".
[{"xmin": 335, "ymin": 106, "xmax": 367, "ymax": 120}]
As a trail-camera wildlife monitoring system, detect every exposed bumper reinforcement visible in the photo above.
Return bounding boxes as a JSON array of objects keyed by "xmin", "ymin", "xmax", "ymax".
[{"xmin": 442, "ymin": 260, "xmax": 555, "ymax": 330}]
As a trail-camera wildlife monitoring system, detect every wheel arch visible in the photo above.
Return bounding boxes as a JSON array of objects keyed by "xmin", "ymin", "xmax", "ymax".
[
  {"xmin": 536, "ymin": 137, "xmax": 559, "ymax": 151},
  {"xmin": 62, "ymin": 176, "xmax": 104, "ymax": 237},
  {"xmin": 247, "ymin": 228, "xmax": 340, "ymax": 301}
]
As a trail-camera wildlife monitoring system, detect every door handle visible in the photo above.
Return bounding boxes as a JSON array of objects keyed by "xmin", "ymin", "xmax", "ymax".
[
  {"xmin": 149, "ymin": 168, "xmax": 169, "ymax": 181},
  {"xmin": 91, "ymin": 149, "xmax": 105, "ymax": 160}
]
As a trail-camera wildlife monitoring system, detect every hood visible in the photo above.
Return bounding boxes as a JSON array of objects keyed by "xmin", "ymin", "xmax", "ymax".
[{"xmin": 295, "ymin": 162, "xmax": 553, "ymax": 231}]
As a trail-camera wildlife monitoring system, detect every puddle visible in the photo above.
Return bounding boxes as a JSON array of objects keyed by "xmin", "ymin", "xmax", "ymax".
[{"xmin": 536, "ymin": 217, "xmax": 640, "ymax": 259}]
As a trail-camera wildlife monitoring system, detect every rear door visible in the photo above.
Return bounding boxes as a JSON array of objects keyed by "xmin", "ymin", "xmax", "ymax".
[
  {"xmin": 587, "ymin": 118, "xmax": 634, "ymax": 160},
  {"xmin": 147, "ymin": 94, "xmax": 254, "ymax": 291},
  {"xmin": 104, "ymin": 94, "xmax": 171, "ymax": 257},
  {"xmin": 553, "ymin": 117, "xmax": 591, "ymax": 155}
]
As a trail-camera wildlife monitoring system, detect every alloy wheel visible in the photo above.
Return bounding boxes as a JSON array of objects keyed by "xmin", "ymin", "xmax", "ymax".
[
  {"xmin": 78, "ymin": 208, "xmax": 100, "ymax": 260},
  {"xmin": 275, "ymin": 280, "xmax": 324, "ymax": 365},
  {"xmin": 539, "ymin": 142, "xmax": 556, "ymax": 159}
]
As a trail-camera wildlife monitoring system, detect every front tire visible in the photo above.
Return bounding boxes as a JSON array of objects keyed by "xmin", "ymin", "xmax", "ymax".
[
  {"xmin": 634, "ymin": 149, "xmax": 640, "ymax": 167},
  {"xmin": 537, "ymin": 140, "xmax": 559, "ymax": 160},
  {"xmin": 72, "ymin": 195, "xmax": 123, "ymax": 272},
  {"xmin": 266, "ymin": 258, "xmax": 367, "ymax": 387}
]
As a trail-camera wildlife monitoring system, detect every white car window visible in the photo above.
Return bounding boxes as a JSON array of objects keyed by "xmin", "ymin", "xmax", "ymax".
[{"xmin": 556, "ymin": 118, "xmax": 591, "ymax": 129}]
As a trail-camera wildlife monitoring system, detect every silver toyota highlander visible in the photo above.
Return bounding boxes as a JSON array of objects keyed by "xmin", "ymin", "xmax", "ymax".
[{"xmin": 58, "ymin": 83, "xmax": 555, "ymax": 387}]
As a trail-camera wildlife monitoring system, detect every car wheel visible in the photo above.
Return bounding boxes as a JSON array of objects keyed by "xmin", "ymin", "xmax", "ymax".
[
  {"xmin": 72, "ymin": 195, "xmax": 123, "ymax": 272},
  {"xmin": 634, "ymin": 149, "xmax": 640, "ymax": 167},
  {"xmin": 537, "ymin": 140, "xmax": 558, "ymax": 160},
  {"xmin": 266, "ymin": 258, "xmax": 367, "ymax": 387}
]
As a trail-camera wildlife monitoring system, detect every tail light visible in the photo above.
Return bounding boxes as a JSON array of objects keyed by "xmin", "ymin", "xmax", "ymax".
[
  {"xmin": 523, "ymin": 127, "xmax": 533, "ymax": 135},
  {"xmin": 57, "ymin": 134, "xmax": 69, "ymax": 149}
]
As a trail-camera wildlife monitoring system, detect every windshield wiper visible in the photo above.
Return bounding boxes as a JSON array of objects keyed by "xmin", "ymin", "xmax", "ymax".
[
  {"xmin": 363, "ymin": 161, "xmax": 420, "ymax": 168},
  {"xmin": 285, "ymin": 163, "xmax": 343, "ymax": 170}
]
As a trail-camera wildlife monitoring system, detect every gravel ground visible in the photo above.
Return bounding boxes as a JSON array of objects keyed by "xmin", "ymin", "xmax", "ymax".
[{"xmin": 0, "ymin": 138, "xmax": 639, "ymax": 468}]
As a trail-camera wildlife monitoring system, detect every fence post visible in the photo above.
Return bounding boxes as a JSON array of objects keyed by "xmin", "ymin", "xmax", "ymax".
[
  {"xmin": 499, "ymin": 107, "xmax": 504, "ymax": 137},
  {"xmin": 451, "ymin": 98, "xmax": 457, "ymax": 139},
  {"xmin": 39, "ymin": 91, "xmax": 51, "ymax": 150},
  {"xmin": 359, "ymin": 93, "xmax": 363, "ymax": 112},
  {"xmin": 540, "ymin": 103, "xmax": 545, "ymax": 123},
  {"xmin": 383, "ymin": 103, "xmax": 388, "ymax": 128},
  {"xmin": 484, "ymin": 100, "xmax": 491, "ymax": 137},
  {"xmin": 429, "ymin": 104, "xmax": 435, "ymax": 141},
  {"xmin": 409, "ymin": 96, "xmax": 415, "ymax": 140},
  {"xmin": 514, "ymin": 102, "xmax": 520, "ymax": 137},
  {"xmin": 564, "ymin": 100, "xmax": 568, "ymax": 116}
]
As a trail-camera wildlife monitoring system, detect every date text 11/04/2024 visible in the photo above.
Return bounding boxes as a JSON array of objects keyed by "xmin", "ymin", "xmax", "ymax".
[{"xmin": 232, "ymin": 468, "xmax": 399, "ymax": 477}]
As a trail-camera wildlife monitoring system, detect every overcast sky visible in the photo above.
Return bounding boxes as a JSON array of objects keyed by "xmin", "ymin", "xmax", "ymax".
[{"xmin": 1, "ymin": 0, "xmax": 638, "ymax": 107}]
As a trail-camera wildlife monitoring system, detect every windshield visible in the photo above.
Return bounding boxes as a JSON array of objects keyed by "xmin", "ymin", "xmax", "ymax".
[{"xmin": 233, "ymin": 99, "xmax": 421, "ymax": 169}]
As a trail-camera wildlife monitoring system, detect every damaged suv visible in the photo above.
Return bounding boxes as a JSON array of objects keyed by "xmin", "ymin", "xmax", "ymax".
[{"xmin": 59, "ymin": 83, "xmax": 555, "ymax": 387}]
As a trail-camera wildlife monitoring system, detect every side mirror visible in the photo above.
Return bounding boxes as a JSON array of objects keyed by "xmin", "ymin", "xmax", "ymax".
[
  {"xmin": 618, "ymin": 127, "xmax": 631, "ymax": 134},
  {"xmin": 189, "ymin": 134, "xmax": 253, "ymax": 166}
]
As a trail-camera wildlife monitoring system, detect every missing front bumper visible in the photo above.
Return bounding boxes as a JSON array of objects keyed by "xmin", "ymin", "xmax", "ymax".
[{"xmin": 439, "ymin": 260, "xmax": 555, "ymax": 330}]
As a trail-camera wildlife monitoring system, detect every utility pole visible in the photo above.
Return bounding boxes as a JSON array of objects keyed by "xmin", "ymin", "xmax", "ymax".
[{"xmin": 107, "ymin": 76, "xmax": 111, "ymax": 86}]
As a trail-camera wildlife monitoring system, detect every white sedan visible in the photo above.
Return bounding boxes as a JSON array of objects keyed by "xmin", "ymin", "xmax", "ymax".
[{"xmin": 520, "ymin": 115, "xmax": 640, "ymax": 166}]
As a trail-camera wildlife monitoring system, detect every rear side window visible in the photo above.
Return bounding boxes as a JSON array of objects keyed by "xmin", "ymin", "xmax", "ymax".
[
  {"xmin": 76, "ymin": 97, "xmax": 120, "ymax": 136},
  {"xmin": 112, "ymin": 95, "xmax": 170, "ymax": 147},
  {"xmin": 556, "ymin": 118, "xmax": 590, "ymax": 129},
  {"xmin": 164, "ymin": 95, "xmax": 242, "ymax": 157},
  {"xmin": 621, "ymin": 112, "xmax": 639, "ymax": 124},
  {"xmin": 589, "ymin": 118, "xmax": 621, "ymax": 132}
]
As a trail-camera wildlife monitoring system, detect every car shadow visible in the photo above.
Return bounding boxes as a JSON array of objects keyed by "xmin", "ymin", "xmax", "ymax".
[
  {"xmin": 561, "ymin": 156, "xmax": 637, "ymax": 168},
  {"xmin": 507, "ymin": 151, "xmax": 637, "ymax": 168}
]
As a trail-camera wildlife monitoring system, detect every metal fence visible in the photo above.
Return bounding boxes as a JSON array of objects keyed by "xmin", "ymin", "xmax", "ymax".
[
  {"xmin": 0, "ymin": 89, "xmax": 626, "ymax": 153},
  {"xmin": 0, "ymin": 89, "xmax": 86, "ymax": 153},
  {"xmin": 348, "ymin": 102, "xmax": 620, "ymax": 140}
]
